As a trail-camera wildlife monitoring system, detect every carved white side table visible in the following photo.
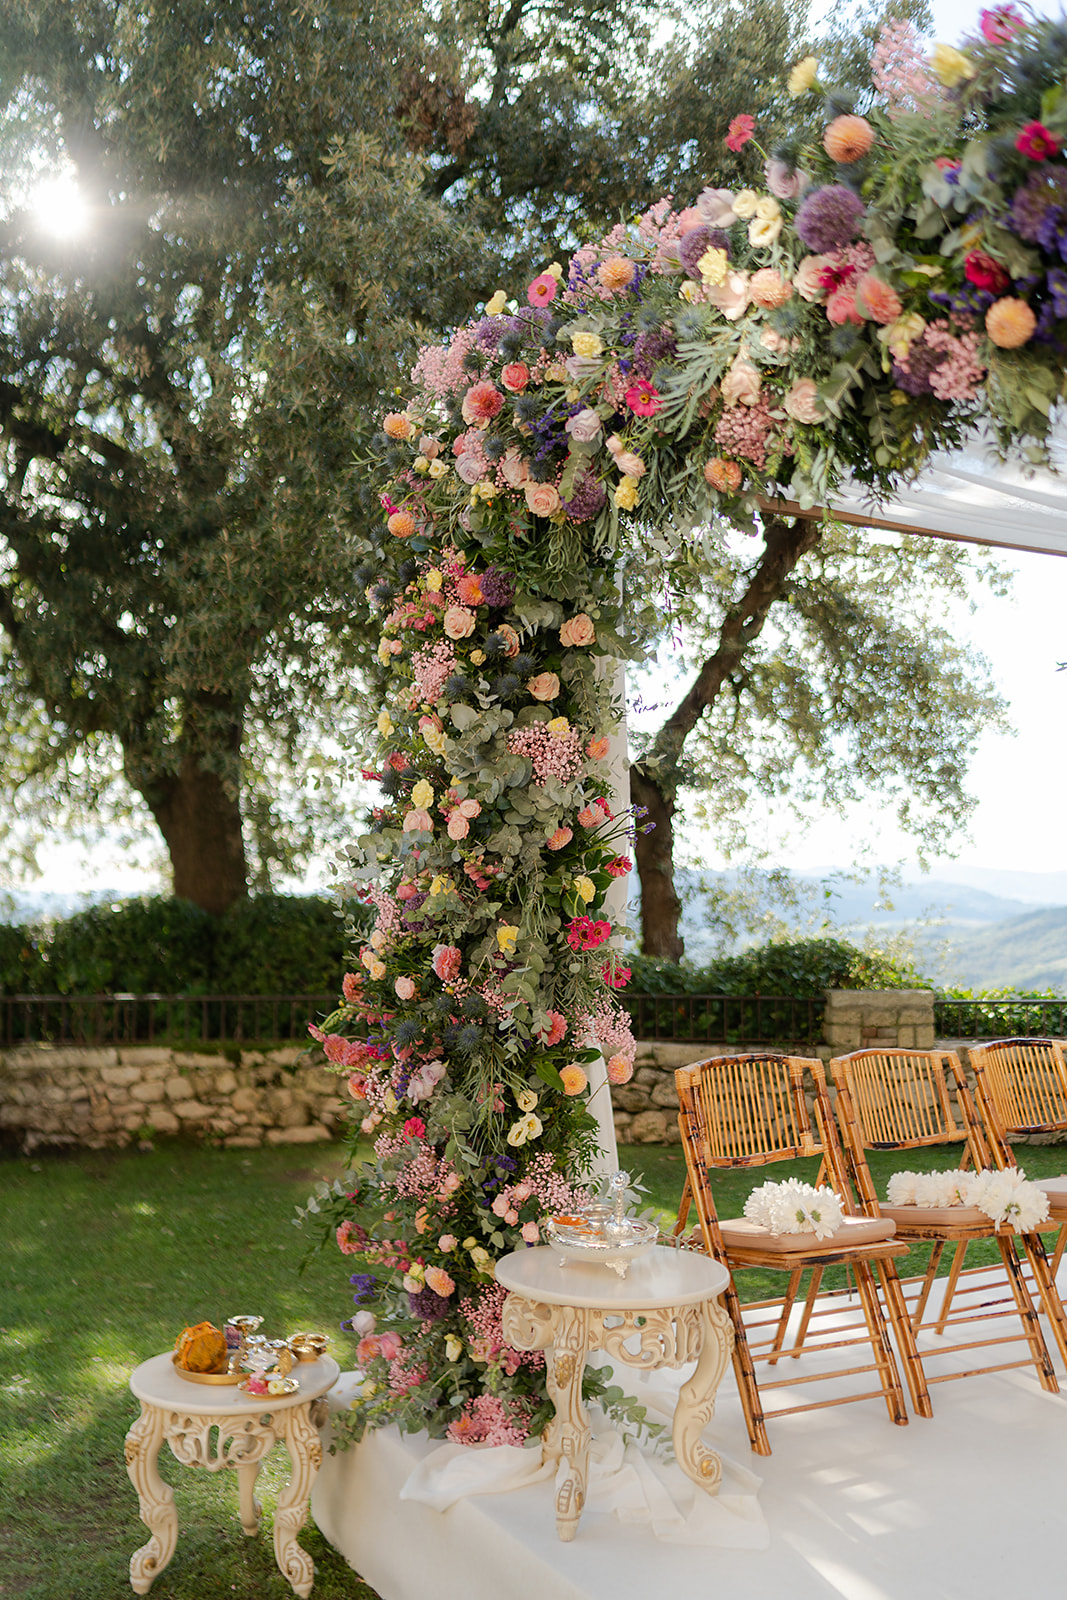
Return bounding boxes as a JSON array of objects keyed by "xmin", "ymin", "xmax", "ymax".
[
  {"xmin": 125, "ymin": 1352, "xmax": 339, "ymax": 1596},
  {"xmin": 496, "ymin": 1244, "xmax": 732, "ymax": 1541}
]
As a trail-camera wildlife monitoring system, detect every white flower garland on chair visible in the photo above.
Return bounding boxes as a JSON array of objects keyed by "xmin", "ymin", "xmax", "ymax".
[
  {"xmin": 887, "ymin": 1168, "xmax": 1050, "ymax": 1232},
  {"xmin": 744, "ymin": 1179, "xmax": 845, "ymax": 1240}
]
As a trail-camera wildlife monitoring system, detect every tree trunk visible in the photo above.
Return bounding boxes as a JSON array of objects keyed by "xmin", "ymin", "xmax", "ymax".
[
  {"xmin": 129, "ymin": 697, "xmax": 249, "ymax": 916},
  {"xmin": 632, "ymin": 514, "xmax": 822, "ymax": 959}
]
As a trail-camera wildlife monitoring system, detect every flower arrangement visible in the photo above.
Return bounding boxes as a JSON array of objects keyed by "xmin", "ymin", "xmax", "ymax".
[
  {"xmin": 743, "ymin": 1178, "xmax": 845, "ymax": 1239},
  {"xmin": 887, "ymin": 1166, "xmax": 1050, "ymax": 1230},
  {"xmin": 303, "ymin": 8, "xmax": 1067, "ymax": 1447}
]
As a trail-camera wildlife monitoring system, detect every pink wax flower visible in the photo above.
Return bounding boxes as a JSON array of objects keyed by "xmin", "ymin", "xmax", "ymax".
[
  {"xmin": 527, "ymin": 272, "xmax": 558, "ymax": 306},
  {"xmin": 1016, "ymin": 122, "xmax": 1060, "ymax": 160},
  {"xmin": 726, "ymin": 113, "xmax": 756, "ymax": 152},
  {"xmin": 624, "ymin": 378, "xmax": 662, "ymax": 416}
]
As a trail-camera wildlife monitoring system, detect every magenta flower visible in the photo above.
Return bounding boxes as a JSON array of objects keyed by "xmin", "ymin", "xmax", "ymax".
[
  {"xmin": 1016, "ymin": 122, "xmax": 1060, "ymax": 160},
  {"xmin": 726, "ymin": 114, "xmax": 756, "ymax": 153},
  {"xmin": 527, "ymin": 272, "xmax": 558, "ymax": 306},
  {"xmin": 980, "ymin": 4, "xmax": 1023, "ymax": 43},
  {"xmin": 624, "ymin": 378, "xmax": 662, "ymax": 416}
]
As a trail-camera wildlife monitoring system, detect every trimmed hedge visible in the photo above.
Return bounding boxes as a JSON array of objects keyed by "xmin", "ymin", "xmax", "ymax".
[{"xmin": 625, "ymin": 937, "xmax": 931, "ymax": 1000}]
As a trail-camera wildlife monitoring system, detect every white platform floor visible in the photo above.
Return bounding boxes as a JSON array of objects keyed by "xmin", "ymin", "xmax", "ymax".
[{"xmin": 312, "ymin": 1265, "xmax": 1067, "ymax": 1600}]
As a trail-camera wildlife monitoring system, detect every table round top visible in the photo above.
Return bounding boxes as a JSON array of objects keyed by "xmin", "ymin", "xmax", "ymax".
[
  {"xmin": 495, "ymin": 1243, "xmax": 729, "ymax": 1309},
  {"xmin": 129, "ymin": 1352, "xmax": 340, "ymax": 1414}
]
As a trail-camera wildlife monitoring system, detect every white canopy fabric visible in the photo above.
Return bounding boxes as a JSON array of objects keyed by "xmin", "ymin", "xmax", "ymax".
[{"xmin": 769, "ymin": 421, "xmax": 1067, "ymax": 558}]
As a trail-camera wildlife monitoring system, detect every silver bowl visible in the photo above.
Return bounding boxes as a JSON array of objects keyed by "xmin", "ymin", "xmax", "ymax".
[{"xmin": 544, "ymin": 1215, "xmax": 658, "ymax": 1277}]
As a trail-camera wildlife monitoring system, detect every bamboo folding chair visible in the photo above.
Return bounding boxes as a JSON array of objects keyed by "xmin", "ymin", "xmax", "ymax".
[
  {"xmin": 967, "ymin": 1037, "xmax": 1067, "ymax": 1365},
  {"xmin": 831, "ymin": 1047, "xmax": 1060, "ymax": 1397},
  {"xmin": 673, "ymin": 1053, "xmax": 922, "ymax": 1457}
]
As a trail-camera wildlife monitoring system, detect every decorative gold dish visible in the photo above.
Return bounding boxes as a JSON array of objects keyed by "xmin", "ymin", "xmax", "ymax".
[
  {"xmin": 287, "ymin": 1333, "xmax": 329, "ymax": 1363},
  {"xmin": 171, "ymin": 1354, "xmax": 244, "ymax": 1385},
  {"xmin": 238, "ymin": 1375, "xmax": 300, "ymax": 1398}
]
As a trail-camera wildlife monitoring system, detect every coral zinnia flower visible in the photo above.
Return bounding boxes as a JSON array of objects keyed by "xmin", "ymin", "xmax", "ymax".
[
  {"xmin": 726, "ymin": 113, "xmax": 756, "ymax": 152},
  {"xmin": 823, "ymin": 114, "xmax": 875, "ymax": 164},
  {"xmin": 624, "ymin": 378, "xmax": 662, "ymax": 416},
  {"xmin": 985, "ymin": 297, "xmax": 1037, "ymax": 348},
  {"xmin": 527, "ymin": 272, "xmax": 558, "ymax": 306},
  {"xmin": 1016, "ymin": 121, "xmax": 1060, "ymax": 160}
]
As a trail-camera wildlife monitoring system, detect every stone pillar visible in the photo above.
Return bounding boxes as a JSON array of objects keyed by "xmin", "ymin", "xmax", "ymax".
[{"xmin": 822, "ymin": 989, "xmax": 936, "ymax": 1057}]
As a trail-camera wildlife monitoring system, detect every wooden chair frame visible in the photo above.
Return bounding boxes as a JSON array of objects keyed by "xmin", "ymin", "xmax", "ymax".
[
  {"xmin": 673, "ymin": 1052, "xmax": 924, "ymax": 1456},
  {"xmin": 831, "ymin": 1047, "xmax": 1060, "ymax": 1398},
  {"xmin": 967, "ymin": 1037, "xmax": 1067, "ymax": 1365}
]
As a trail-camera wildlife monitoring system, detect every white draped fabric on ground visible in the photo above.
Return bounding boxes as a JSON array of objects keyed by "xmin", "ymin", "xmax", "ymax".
[{"xmin": 312, "ymin": 1262, "xmax": 1067, "ymax": 1600}]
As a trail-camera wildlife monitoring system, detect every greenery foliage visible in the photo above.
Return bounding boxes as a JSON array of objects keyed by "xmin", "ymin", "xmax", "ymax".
[{"xmin": 624, "ymin": 935, "xmax": 930, "ymax": 997}]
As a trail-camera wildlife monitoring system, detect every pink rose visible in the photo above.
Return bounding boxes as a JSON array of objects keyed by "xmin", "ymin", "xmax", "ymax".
[
  {"xmin": 784, "ymin": 379, "xmax": 822, "ymax": 423},
  {"xmin": 395, "ymin": 975, "xmax": 416, "ymax": 1000},
  {"xmin": 720, "ymin": 356, "xmax": 761, "ymax": 407},
  {"xmin": 546, "ymin": 826, "xmax": 573, "ymax": 851},
  {"xmin": 525, "ymin": 481, "xmax": 561, "ymax": 517},
  {"xmin": 352, "ymin": 1310, "xmax": 376, "ymax": 1335},
  {"xmin": 446, "ymin": 811, "xmax": 470, "ymax": 840},
  {"xmin": 455, "ymin": 451, "xmax": 486, "ymax": 484},
  {"xmin": 560, "ymin": 613, "xmax": 595, "ymax": 647},
  {"xmin": 564, "ymin": 407, "xmax": 602, "ymax": 443},
  {"xmin": 501, "ymin": 362, "xmax": 530, "ymax": 392},
  {"xmin": 432, "ymin": 943, "xmax": 462, "ymax": 981},
  {"xmin": 705, "ymin": 269, "xmax": 750, "ymax": 320},
  {"xmin": 458, "ymin": 798, "xmax": 481, "ymax": 818},
  {"xmin": 443, "ymin": 605, "xmax": 477, "ymax": 639},
  {"xmin": 500, "ymin": 448, "xmax": 530, "ymax": 487},
  {"xmin": 794, "ymin": 255, "xmax": 832, "ymax": 302},
  {"xmin": 521, "ymin": 1221, "xmax": 540, "ymax": 1243},
  {"xmin": 439, "ymin": 1234, "xmax": 457, "ymax": 1251},
  {"xmin": 402, "ymin": 808, "xmax": 433, "ymax": 832},
  {"xmin": 854, "ymin": 272, "xmax": 903, "ymax": 325},
  {"xmin": 528, "ymin": 671, "xmax": 560, "ymax": 701},
  {"xmin": 378, "ymin": 1332, "xmax": 403, "ymax": 1361},
  {"xmin": 418, "ymin": 435, "xmax": 441, "ymax": 459},
  {"xmin": 491, "ymin": 1193, "xmax": 509, "ymax": 1217},
  {"xmin": 697, "ymin": 186, "xmax": 739, "ymax": 228},
  {"xmin": 765, "ymin": 159, "xmax": 810, "ymax": 201},
  {"xmin": 826, "ymin": 287, "xmax": 862, "ymax": 326}
]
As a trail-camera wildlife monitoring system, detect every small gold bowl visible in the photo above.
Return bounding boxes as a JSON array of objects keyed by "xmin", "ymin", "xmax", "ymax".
[{"xmin": 288, "ymin": 1332, "xmax": 328, "ymax": 1363}]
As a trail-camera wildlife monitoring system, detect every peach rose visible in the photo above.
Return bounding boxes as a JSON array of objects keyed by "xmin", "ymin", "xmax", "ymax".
[
  {"xmin": 705, "ymin": 269, "xmax": 750, "ymax": 320},
  {"xmin": 525, "ymin": 481, "xmax": 561, "ymax": 517},
  {"xmin": 418, "ymin": 435, "xmax": 440, "ymax": 459},
  {"xmin": 528, "ymin": 671, "xmax": 560, "ymax": 701},
  {"xmin": 854, "ymin": 272, "xmax": 902, "ymax": 325},
  {"xmin": 501, "ymin": 362, "xmax": 530, "ymax": 392},
  {"xmin": 446, "ymin": 811, "xmax": 470, "ymax": 840},
  {"xmin": 704, "ymin": 457, "xmax": 743, "ymax": 491},
  {"xmin": 500, "ymin": 447, "xmax": 530, "ymax": 487},
  {"xmin": 494, "ymin": 623, "xmax": 521, "ymax": 657},
  {"xmin": 443, "ymin": 606, "xmax": 477, "ymax": 639},
  {"xmin": 784, "ymin": 378, "xmax": 822, "ymax": 423},
  {"xmin": 402, "ymin": 808, "xmax": 433, "ymax": 832},
  {"xmin": 560, "ymin": 613, "xmax": 595, "ymax": 647},
  {"xmin": 749, "ymin": 268, "xmax": 793, "ymax": 309},
  {"xmin": 395, "ymin": 976, "xmax": 416, "ymax": 1000},
  {"xmin": 720, "ymin": 356, "xmax": 761, "ymax": 407},
  {"xmin": 794, "ymin": 254, "xmax": 832, "ymax": 302}
]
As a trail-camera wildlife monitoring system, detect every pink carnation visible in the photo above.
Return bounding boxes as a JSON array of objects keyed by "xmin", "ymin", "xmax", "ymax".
[{"xmin": 432, "ymin": 943, "xmax": 462, "ymax": 981}]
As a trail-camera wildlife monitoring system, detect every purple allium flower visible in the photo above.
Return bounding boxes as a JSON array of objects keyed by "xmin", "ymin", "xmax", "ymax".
[
  {"xmin": 1007, "ymin": 168, "xmax": 1067, "ymax": 242},
  {"xmin": 794, "ymin": 185, "xmax": 866, "ymax": 252},
  {"xmin": 676, "ymin": 225, "xmax": 730, "ymax": 280},
  {"xmin": 632, "ymin": 326, "xmax": 678, "ymax": 379},
  {"xmin": 560, "ymin": 469, "xmax": 607, "ymax": 522},
  {"xmin": 478, "ymin": 567, "xmax": 517, "ymax": 607},
  {"xmin": 891, "ymin": 337, "xmax": 947, "ymax": 396},
  {"xmin": 474, "ymin": 317, "xmax": 504, "ymax": 351},
  {"xmin": 408, "ymin": 1287, "xmax": 451, "ymax": 1321}
]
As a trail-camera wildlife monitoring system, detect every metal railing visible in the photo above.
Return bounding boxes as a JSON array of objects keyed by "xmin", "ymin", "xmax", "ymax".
[
  {"xmin": 0, "ymin": 993, "xmax": 337, "ymax": 1049},
  {"xmin": 624, "ymin": 993, "xmax": 823, "ymax": 1045},
  {"xmin": 934, "ymin": 996, "xmax": 1067, "ymax": 1040}
]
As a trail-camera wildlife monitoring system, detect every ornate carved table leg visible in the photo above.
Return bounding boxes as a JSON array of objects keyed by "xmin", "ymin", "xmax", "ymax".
[
  {"xmin": 542, "ymin": 1305, "xmax": 591, "ymax": 1542},
  {"xmin": 125, "ymin": 1403, "xmax": 179, "ymax": 1594},
  {"xmin": 273, "ymin": 1403, "xmax": 323, "ymax": 1597},
  {"xmin": 673, "ymin": 1297, "xmax": 734, "ymax": 1493},
  {"xmin": 237, "ymin": 1461, "xmax": 262, "ymax": 1536}
]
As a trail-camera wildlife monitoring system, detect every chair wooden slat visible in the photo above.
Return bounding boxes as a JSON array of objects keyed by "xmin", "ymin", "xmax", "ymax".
[{"xmin": 673, "ymin": 1052, "xmax": 921, "ymax": 1456}]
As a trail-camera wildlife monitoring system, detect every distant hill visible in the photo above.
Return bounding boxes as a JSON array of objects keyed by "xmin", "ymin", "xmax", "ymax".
[{"xmin": 925, "ymin": 907, "xmax": 1067, "ymax": 992}]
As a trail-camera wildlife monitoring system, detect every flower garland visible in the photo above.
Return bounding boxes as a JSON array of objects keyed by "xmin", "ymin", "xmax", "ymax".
[
  {"xmin": 743, "ymin": 1178, "xmax": 845, "ymax": 1239},
  {"xmin": 886, "ymin": 1167, "xmax": 1050, "ymax": 1231},
  {"xmin": 303, "ymin": 8, "xmax": 1067, "ymax": 1447}
]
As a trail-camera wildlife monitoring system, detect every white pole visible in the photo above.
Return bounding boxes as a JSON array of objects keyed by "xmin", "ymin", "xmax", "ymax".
[{"xmin": 585, "ymin": 653, "xmax": 628, "ymax": 1180}]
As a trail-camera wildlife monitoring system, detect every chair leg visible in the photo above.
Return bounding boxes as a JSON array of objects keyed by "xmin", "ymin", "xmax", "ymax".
[
  {"xmin": 1051, "ymin": 1223, "xmax": 1067, "ymax": 1281},
  {"xmin": 909, "ymin": 1241, "xmax": 946, "ymax": 1329},
  {"xmin": 877, "ymin": 1258, "xmax": 933, "ymax": 1419},
  {"xmin": 933, "ymin": 1240, "xmax": 970, "ymax": 1336},
  {"xmin": 766, "ymin": 1268, "xmax": 805, "ymax": 1365},
  {"xmin": 994, "ymin": 1235, "xmax": 1059, "ymax": 1394},
  {"xmin": 1019, "ymin": 1230, "xmax": 1067, "ymax": 1372},
  {"xmin": 852, "ymin": 1261, "xmax": 909, "ymax": 1429},
  {"xmin": 722, "ymin": 1273, "xmax": 772, "ymax": 1456},
  {"xmin": 787, "ymin": 1266, "xmax": 825, "ymax": 1359}
]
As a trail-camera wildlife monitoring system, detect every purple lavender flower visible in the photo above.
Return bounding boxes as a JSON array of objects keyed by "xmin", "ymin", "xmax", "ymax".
[
  {"xmin": 350, "ymin": 1273, "xmax": 377, "ymax": 1303},
  {"xmin": 677, "ymin": 225, "xmax": 730, "ymax": 280},
  {"xmin": 795, "ymin": 185, "xmax": 865, "ymax": 252},
  {"xmin": 560, "ymin": 470, "xmax": 607, "ymax": 522},
  {"xmin": 408, "ymin": 1287, "xmax": 451, "ymax": 1321},
  {"xmin": 1048, "ymin": 268, "xmax": 1067, "ymax": 318}
]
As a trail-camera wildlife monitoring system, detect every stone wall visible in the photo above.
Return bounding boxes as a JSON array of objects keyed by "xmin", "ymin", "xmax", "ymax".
[
  {"xmin": 821, "ymin": 989, "xmax": 935, "ymax": 1055},
  {"xmin": 0, "ymin": 1043, "xmax": 348, "ymax": 1153}
]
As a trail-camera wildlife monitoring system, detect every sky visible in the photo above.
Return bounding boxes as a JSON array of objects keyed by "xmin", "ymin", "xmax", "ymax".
[{"xmin": 11, "ymin": 0, "xmax": 1067, "ymax": 905}]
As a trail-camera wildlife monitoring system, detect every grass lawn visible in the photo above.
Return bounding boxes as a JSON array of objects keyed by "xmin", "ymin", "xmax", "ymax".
[{"xmin": 2, "ymin": 1136, "xmax": 1065, "ymax": 1597}]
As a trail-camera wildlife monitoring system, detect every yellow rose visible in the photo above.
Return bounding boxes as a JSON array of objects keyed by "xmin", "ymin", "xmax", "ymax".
[
  {"xmin": 679, "ymin": 280, "xmax": 700, "ymax": 302},
  {"xmin": 377, "ymin": 639, "xmax": 392, "ymax": 665},
  {"xmin": 410, "ymin": 778, "xmax": 434, "ymax": 809},
  {"xmin": 754, "ymin": 196, "xmax": 781, "ymax": 222},
  {"xmin": 376, "ymin": 710, "xmax": 394, "ymax": 736},
  {"xmin": 413, "ymin": 455, "xmax": 429, "ymax": 473},
  {"xmin": 516, "ymin": 1088, "xmax": 539, "ymax": 1112},
  {"xmin": 427, "ymin": 458, "xmax": 449, "ymax": 479},
  {"xmin": 444, "ymin": 1334, "xmax": 464, "ymax": 1362},
  {"xmin": 496, "ymin": 923, "xmax": 520, "ymax": 955},
  {"xmin": 571, "ymin": 330, "xmax": 603, "ymax": 359},
  {"xmin": 369, "ymin": 959, "xmax": 387, "ymax": 981},
  {"xmin": 574, "ymin": 875, "xmax": 596, "ymax": 903},
  {"xmin": 614, "ymin": 477, "xmax": 640, "ymax": 510},
  {"xmin": 469, "ymin": 649, "xmax": 486, "ymax": 666},
  {"xmin": 485, "ymin": 290, "xmax": 508, "ymax": 316},
  {"xmin": 429, "ymin": 874, "xmax": 450, "ymax": 896},
  {"xmin": 698, "ymin": 247, "xmax": 729, "ymax": 285},
  {"xmin": 732, "ymin": 189, "xmax": 759, "ymax": 219},
  {"xmin": 425, "ymin": 568, "xmax": 443, "ymax": 592},
  {"xmin": 749, "ymin": 217, "xmax": 783, "ymax": 247},
  {"xmin": 787, "ymin": 55, "xmax": 818, "ymax": 96},
  {"xmin": 547, "ymin": 261, "xmax": 564, "ymax": 279},
  {"xmin": 877, "ymin": 311, "xmax": 926, "ymax": 361},
  {"xmin": 546, "ymin": 716, "xmax": 570, "ymax": 734},
  {"xmin": 930, "ymin": 43, "xmax": 975, "ymax": 86},
  {"xmin": 424, "ymin": 726, "xmax": 447, "ymax": 756}
]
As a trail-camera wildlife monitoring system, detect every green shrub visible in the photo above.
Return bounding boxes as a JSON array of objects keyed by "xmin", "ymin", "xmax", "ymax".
[
  {"xmin": 213, "ymin": 895, "xmax": 348, "ymax": 994},
  {"xmin": 626, "ymin": 937, "xmax": 930, "ymax": 998},
  {"xmin": 0, "ymin": 923, "xmax": 48, "ymax": 995},
  {"xmin": 44, "ymin": 897, "xmax": 216, "ymax": 994}
]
